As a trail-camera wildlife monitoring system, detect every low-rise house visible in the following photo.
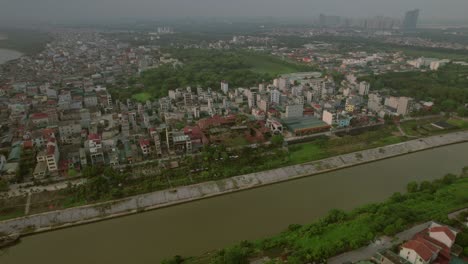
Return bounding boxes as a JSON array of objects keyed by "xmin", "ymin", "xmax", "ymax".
[
  {"xmin": 58, "ymin": 121, "xmax": 82, "ymax": 144},
  {"xmin": 398, "ymin": 223, "xmax": 459, "ymax": 264},
  {"xmin": 33, "ymin": 161, "xmax": 48, "ymax": 179},
  {"xmin": 139, "ymin": 139, "xmax": 152, "ymax": 156},
  {"xmin": 30, "ymin": 113, "xmax": 49, "ymax": 127},
  {"xmin": 400, "ymin": 239, "xmax": 439, "ymax": 264},
  {"xmin": 36, "ymin": 138, "xmax": 60, "ymax": 172},
  {"xmin": 86, "ymin": 133, "xmax": 104, "ymax": 165}
]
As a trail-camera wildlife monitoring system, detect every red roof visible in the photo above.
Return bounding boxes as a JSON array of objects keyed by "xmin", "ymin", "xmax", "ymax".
[
  {"xmin": 47, "ymin": 144, "xmax": 56, "ymax": 155},
  {"xmin": 429, "ymin": 226, "xmax": 456, "ymax": 242},
  {"xmin": 139, "ymin": 139, "xmax": 150, "ymax": 147},
  {"xmin": 197, "ymin": 115, "xmax": 236, "ymax": 130},
  {"xmin": 88, "ymin": 133, "xmax": 101, "ymax": 141},
  {"xmin": 41, "ymin": 128, "xmax": 55, "ymax": 138},
  {"xmin": 414, "ymin": 233, "xmax": 452, "ymax": 262},
  {"xmin": 23, "ymin": 140, "xmax": 33, "ymax": 149},
  {"xmin": 402, "ymin": 239, "xmax": 437, "ymax": 261},
  {"xmin": 31, "ymin": 113, "xmax": 49, "ymax": 119},
  {"xmin": 184, "ymin": 126, "xmax": 203, "ymax": 140}
]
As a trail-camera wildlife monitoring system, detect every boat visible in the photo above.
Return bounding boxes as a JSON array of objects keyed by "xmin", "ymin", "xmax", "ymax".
[{"xmin": 0, "ymin": 234, "xmax": 20, "ymax": 249}]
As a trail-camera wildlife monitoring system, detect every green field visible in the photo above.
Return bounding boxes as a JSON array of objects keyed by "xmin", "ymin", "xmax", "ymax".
[
  {"xmin": 242, "ymin": 52, "xmax": 314, "ymax": 75},
  {"xmin": 401, "ymin": 47, "xmax": 468, "ymax": 61},
  {"xmin": 288, "ymin": 126, "xmax": 405, "ymax": 165},
  {"xmin": 448, "ymin": 118, "xmax": 468, "ymax": 129},
  {"xmin": 132, "ymin": 92, "xmax": 152, "ymax": 102},
  {"xmin": 288, "ymin": 143, "xmax": 328, "ymax": 164}
]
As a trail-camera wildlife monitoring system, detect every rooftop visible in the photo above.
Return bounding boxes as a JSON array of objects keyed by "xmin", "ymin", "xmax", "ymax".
[
  {"xmin": 282, "ymin": 116, "xmax": 330, "ymax": 131},
  {"xmin": 402, "ymin": 239, "xmax": 437, "ymax": 262}
]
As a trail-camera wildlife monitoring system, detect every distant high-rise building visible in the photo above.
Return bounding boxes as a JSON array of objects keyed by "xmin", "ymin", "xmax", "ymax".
[
  {"xmin": 319, "ymin": 13, "xmax": 341, "ymax": 27},
  {"xmin": 402, "ymin": 9, "xmax": 420, "ymax": 30}
]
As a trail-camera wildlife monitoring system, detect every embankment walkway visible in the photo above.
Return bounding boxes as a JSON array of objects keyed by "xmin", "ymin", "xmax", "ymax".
[{"xmin": 1, "ymin": 131, "xmax": 468, "ymax": 236}]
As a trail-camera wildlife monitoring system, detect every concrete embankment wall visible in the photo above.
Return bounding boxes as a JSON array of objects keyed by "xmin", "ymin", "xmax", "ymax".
[{"xmin": 1, "ymin": 131, "xmax": 468, "ymax": 236}]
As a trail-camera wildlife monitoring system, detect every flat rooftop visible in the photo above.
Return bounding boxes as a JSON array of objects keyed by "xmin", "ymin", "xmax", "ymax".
[{"xmin": 282, "ymin": 116, "xmax": 329, "ymax": 131}]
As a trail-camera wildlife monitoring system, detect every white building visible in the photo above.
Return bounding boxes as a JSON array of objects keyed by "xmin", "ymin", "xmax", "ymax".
[
  {"xmin": 278, "ymin": 77, "xmax": 290, "ymax": 92},
  {"xmin": 358, "ymin": 81, "xmax": 370, "ymax": 96},
  {"xmin": 270, "ymin": 89, "xmax": 281, "ymax": 104},
  {"xmin": 36, "ymin": 138, "xmax": 60, "ymax": 172},
  {"xmin": 283, "ymin": 104, "xmax": 304, "ymax": 119},
  {"xmin": 221, "ymin": 81, "xmax": 229, "ymax": 94}
]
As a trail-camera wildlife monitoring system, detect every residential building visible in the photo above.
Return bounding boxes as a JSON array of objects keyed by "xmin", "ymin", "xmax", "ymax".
[
  {"xmin": 221, "ymin": 81, "xmax": 229, "ymax": 94},
  {"xmin": 36, "ymin": 138, "xmax": 60, "ymax": 172},
  {"xmin": 270, "ymin": 89, "xmax": 281, "ymax": 105},
  {"xmin": 359, "ymin": 81, "xmax": 370, "ymax": 96},
  {"xmin": 283, "ymin": 103, "xmax": 304, "ymax": 119}
]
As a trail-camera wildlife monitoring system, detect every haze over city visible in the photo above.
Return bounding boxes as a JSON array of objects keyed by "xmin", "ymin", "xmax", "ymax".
[
  {"xmin": 1, "ymin": 0, "xmax": 468, "ymax": 263},
  {"xmin": 1, "ymin": 0, "xmax": 468, "ymax": 23}
]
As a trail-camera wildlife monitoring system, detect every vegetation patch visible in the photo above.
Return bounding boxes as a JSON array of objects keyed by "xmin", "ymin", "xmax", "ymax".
[
  {"xmin": 132, "ymin": 92, "xmax": 152, "ymax": 102},
  {"xmin": 165, "ymin": 172, "xmax": 468, "ymax": 263},
  {"xmin": 360, "ymin": 64, "xmax": 468, "ymax": 116},
  {"xmin": 110, "ymin": 49, "xmax": 315, "ymax": 101}
]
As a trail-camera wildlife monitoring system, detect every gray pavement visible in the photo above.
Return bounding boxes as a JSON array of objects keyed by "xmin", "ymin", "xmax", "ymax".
[{"xmin": 328, "ymin": 222, "xmax": 430, "ymax": 264}]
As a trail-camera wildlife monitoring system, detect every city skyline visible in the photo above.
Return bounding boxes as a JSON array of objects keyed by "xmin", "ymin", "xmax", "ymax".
[{"xmin": 1, "ymin": 0, "xmax": 468, "ymax": 23}]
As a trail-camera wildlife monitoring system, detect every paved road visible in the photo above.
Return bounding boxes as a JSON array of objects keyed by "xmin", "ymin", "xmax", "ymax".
[
  {"xmin": 448, "ymin": 208, "xmax": 468, "ymax": 220},
  {"xmin": 328, "ymin": 222, "xmax": 431, "ymax": 264}
]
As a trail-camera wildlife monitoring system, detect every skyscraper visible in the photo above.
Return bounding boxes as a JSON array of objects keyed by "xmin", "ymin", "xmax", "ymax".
[
  {"xmin": 319, "ymin": 13, "xmax": 341, "ymax": 27},
  {"xmin": 402, "ymin": 9, "xmax": 420, "ymax": 30}
]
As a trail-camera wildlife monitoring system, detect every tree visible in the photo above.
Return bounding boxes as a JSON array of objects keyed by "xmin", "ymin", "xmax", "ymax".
[
  {"xmin": 406, "ymin": 181, "xmax": 419, "ymax": 193},
  {"xmin": 271, "ymin": 134, "xmax": 284, "ymax": 147},
  {"xmin": 419, "ymin": 181, "xmax": 434, "ymax": 192},
  {"xmin": 442, "ymin": 173, "xmax": 457, "ymax": 185},
  {"xmin": 457, "ymin": 106, "xmax": 468, "ymax": 117},
  {"xmin": 215, "ymin": 245, "xmax": 251, "ymax": 264},
  {"xmin": 161, "ymin": 255, "xmax": 184, "ymax": 264},
  {"xmin": 0, "ymin": 179, "xmax": 9, "ymax": 192}
]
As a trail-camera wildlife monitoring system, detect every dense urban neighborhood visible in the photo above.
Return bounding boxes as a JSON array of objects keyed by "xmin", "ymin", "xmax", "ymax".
[
  {"xmin": 1, "ymin": 26, "xmax": 467, "ymax": 187},
  {"xmin": 0, "ymin": 5, "xmax": 468, "ymax": 264}
]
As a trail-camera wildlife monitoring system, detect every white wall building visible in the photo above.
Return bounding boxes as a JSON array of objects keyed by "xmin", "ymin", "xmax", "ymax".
[
  {"xmin": 221, "ymin": 81, "xmax": 229, "ymax": 94},
  {"xmin": 270, "ymin": 89, "xmax": 281, "ymax": 105}
]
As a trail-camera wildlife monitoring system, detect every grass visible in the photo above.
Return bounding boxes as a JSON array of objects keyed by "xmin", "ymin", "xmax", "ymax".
[
  {"xmin": 448, "ymin": 118, "xmax": 468, "ymax": 129},
  {"xmin": 374, "ymin": 135, "xmax": 404, "ymax": 146},
  {"xmin": 401, "ymin": 47, "xmax": 468, "ymax": 61},
  {"xmin": 241, "ymin": 52, "xmax": 315, "ymax": 76},
  {"xmin": 224, "ymin": 136, "xmax": 249, "ymax": 148},
  {"xmin": 0, "ymin": 210, "xmax": 24, "ymax": 221},
  {"xmin": 289, "ymin": 143, "xmax": 328, "ymax": 164},
  {"xmin": 132, "ymin": 92, "xmax": 152, "ymax": 102},
  {"xmin": 400, "ymin": 117, "xmax": 451, "ymax": 137},
  {"xmin": 288, "ymin": 125, "xmax": 405, "ymax": 165},
  {"xmin": 68, "ymin": 169, "xmax": 78, "ymax": 177}
]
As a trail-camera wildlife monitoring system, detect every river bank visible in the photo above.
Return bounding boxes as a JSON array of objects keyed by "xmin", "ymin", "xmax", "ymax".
[
  {"xmin": 1, "ymin": 141, "xmax": 467, "ymax": 264},
  {"xmin": 0, "ymin": 30, "xmax": 50, "ymax": 56},
  {"xmin": 0, "ymin": 48, "xmax": 23, "ymax": 64},
  {"xmin": 0, "ymin": 131, "xmax": 467, "ymax": 237}
]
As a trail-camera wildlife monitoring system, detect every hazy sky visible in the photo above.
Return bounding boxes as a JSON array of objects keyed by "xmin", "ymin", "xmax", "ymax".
[{"xmin": 1, "ymin": 0, "xmax": 467, "ymax": 22}]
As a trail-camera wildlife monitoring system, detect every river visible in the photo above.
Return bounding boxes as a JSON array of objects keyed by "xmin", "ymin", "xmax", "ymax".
[
  {"xmin": 1, "ymin": 143, "xmax": 467, "ymax": 263},
  {"xmin": 0, "ymin": 48, "xmax": 22, "ymax": 64}
]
